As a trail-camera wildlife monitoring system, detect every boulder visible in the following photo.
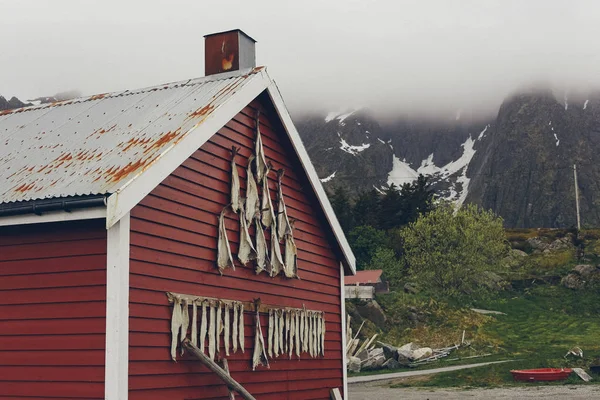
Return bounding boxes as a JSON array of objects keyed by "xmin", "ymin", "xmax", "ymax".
[
  {"xmin": 355, "ymin": 348, "xmax": 369, "ymax": 361},
  {"xmin": 527, "ymin": 237, "xmax": 549, "ymax": 251},
  {"xmin": 379, "ymin": 342, "xmax": 397, "ymax": 360},
  {"xmin": 383, "ymin": 357, "xmax": 401, "ymax": 370},
  {"xmin": 562, "ymin": 273, "xmax": 585, "ymax": 290},
  {"xmin": 511, "ymin": 249, "xmax": 528, "ymax": 257},
  {"xmin": 573, "ymin": 264, "xmax": 598, "ymax": 278},
  {"xmin": 397, "ymin": 342, "xmax": 419, "ymax": 360},
  {"xmin": 356, "ymin": 300, "xmax": 386, "ymax": 328},
  {"xmin": 395, "ymin": 350, "xmax": 411, "ymax": 366},
  {"xmin": 348, "ymin": 356, "xmax": 361, "ymax": 373},
  {"xmin": 362, "ymin": 353, "xmax": 386, "ymax": 370},
  {"xmin": 412, "ymin": 347, "xmax": 433, "ymax": 360}
]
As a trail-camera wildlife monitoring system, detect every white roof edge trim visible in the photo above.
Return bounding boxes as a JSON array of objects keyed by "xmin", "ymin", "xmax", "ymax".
[
  {"xmin": 265, "ymin": 81, "xmax": 356, "ymax": 275},
  {"xmin": 106, "ymin": 68, "xmax": 272, "ymax": 227}
]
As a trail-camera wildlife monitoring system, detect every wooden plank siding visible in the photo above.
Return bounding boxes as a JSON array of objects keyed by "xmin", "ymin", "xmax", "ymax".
[
  {"xmin": 129, "ymin": 96, "xmax": 344, "ymax": 399},
  {"xmin": 0, "ymin": 220, "xmax": 107, "ymax": 399}
]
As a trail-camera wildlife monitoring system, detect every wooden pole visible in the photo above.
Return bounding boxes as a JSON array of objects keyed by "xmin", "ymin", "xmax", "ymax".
[
  {"xmin": 222, "ymin": 359, "xmax": 235, "ymax": 400},
  {"xmin": 182, "ymin": 339, "xmax": 256, "ymax": 400},
  {"xmin": 574, "ymin": 164, "xmax": 581, "ymax": 230}
]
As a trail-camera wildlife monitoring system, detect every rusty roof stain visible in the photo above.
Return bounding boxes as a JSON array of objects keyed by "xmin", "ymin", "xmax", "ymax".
[{"xmin": 0, "ymin": 67, "xmax": 265, "ymax": 204}]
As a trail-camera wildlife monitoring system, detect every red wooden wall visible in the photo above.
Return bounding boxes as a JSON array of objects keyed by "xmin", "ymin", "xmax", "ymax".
[
  {"xmin": 0, "ymin": 219, "xmax": 107, "ymax": 399},
  {"xmin": 129, "ymin": 95, "xmax": 344, "ymax": 399}
]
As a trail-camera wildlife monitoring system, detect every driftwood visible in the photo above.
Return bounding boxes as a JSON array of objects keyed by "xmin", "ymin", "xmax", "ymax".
[
  {"xmin": 183, "ymin": 339, "xmax": 256, "ymax": 400},
  {"xmin": 330, "ymin": 388, "xmax": 343, "ymax": 400},
  {"xmin": 222, "ymin": 358, "xmax": 235, "ymax": 400}
]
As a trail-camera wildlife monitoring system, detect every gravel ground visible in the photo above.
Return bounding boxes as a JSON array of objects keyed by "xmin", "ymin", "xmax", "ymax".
[{"xmin": 349, "ymin": 382, "xmax": 600, "ymax": 399}]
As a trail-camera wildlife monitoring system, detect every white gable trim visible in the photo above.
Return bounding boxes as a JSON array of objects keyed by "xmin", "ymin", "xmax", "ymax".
[
  {"xmin": 265, "ymin": 82, "xmax": 356, "ymax": 274},
  {"xmin": 0, "ymin": 207, "xmax": 105, "ymax": 227},
  {"xmin": 340, "ymin": 263, "xmax": 349, "ymax": 399},
  {"xmin": 103, "ymin": 68, "xmax": 355, "ymax": 273},
  {"xmin": 105, "ymin": 212, "xmax": 130, "ymax": 400}
]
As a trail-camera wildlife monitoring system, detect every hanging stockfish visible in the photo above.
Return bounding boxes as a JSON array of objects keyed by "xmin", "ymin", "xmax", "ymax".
[
  {"xmin": 308, "ymin": 312, "xmax": 314, "ymax": 358},
  {"xmin": 301, "ymin": 309, "xmax": 307, "ymax": 353},
  {"xmin": 285, "ymin": 310, "xmax": 291, "ymax": 354},
  {"xmin": 238, "ymin": 203, "xmax": 257, "ymax": 265},
  {"xmin": 216, "ymin": 302, "xmax": 223, "ymax": 356},
  {"xmin": 295, "ymin": 311, "xmax": 301, "ymax": 358},
  {"xmin": 230, "ymin": 146, "xmax": 241, "ymax": 213},
  {"xmin": 273, "ymin": 309, "xmax": 280, "ymax": 357},
  {"xmin": 232, "ymin": 302, "xmax": 238, "ymax": 353},
  {"xmin": 261, "ymin": 163, "xmax": 276, "ymax": 228},
  {"xmin": 180, "ymin": 300, "xmax": 189, "ymax": 356},
  {"xmin": 313, "ymin": 313, "xmax": 318, "ymax": 358},
  {"xmin": 245, "ymin": 155, "xmax": 260, "ymax": 224},
  {"xmin": 254, "ymin": 215, "xmax": 269, "ymax": 275},
  {"xmin": 288, "ymin": 310, "xmax": 295, "ymax": 359},
  {"xmin": 276, "ymin": 169, "xmax": 292, "ymax": 241},
  {"xmin": 303, "ymin": 308, "xmax": 309, "ymax": 353},
  {"xmin": 239, "ymin": 303, "xmax": 245, "ymax": 353},
  {"xmin": 316, "ymin": 313, "xmax": 322, "ymax": 356},
  {"xmin": 283, "ymin": 229, "xmax": 298, "ymax": 279},
  {"xmin": 191, "ymin": 301, "xmax": 198, "ymax": 347},
  {"xmin": 254, "ymin": 111, "xmax": 268, "ymax": 183},
  {"xmin": 224, "ymin": 304, "xmax": 231, "ymax": 356},
  {"xmin": 170, "ymin": 298, "xmax": 183, "ymax": 361},
  {"xmin": 268, "ymin": 309, "xmax": 274, "ymax": 358},
  {"xmin": 278, "ymin": 310, "xmax": 285, "ymax": 355},
  {"xmin": 252, "ymin": 301, "xmax": 270, "ymax": 371},
  {"xmin": 199, "ymin": 300, "xmax": 207, "ymax": 353},
  {"xmin": 269, "ymin": 227, "xmax": 284, "ymax": 277},
  {"xmin": 208, "ymin": 303, "xmax": 217, "ymax": 360},
  {"xmin": 217, "ymin": 207, "xmax": 235, "ymax": 274},
  {"xmin": 321, "ymin": 313, "xmax": 326, "ymax": 357}
]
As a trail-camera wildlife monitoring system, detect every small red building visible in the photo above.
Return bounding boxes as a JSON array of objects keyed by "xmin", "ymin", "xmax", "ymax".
[
  {"xmin": 344, "ymin": 270, "xmax": 389, "ymax": 299},
  {"xmin": 0, "ymin": 30, "xmax": 355, "ymax": 399}
]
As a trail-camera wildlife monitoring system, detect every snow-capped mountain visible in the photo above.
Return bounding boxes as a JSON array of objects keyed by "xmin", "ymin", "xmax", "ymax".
[{"xmin": 296, "ymin": 88, "xmax": 600, "ymax": 228}]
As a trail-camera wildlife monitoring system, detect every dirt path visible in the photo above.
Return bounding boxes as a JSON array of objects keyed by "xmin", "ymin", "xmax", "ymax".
[
  {"xmin": 348, "ymin": 360, "xmax": 515, "ymax": 384},
  {"xmin": 349, "ymin": 384, "xmax": 600, "ymax": 399}
]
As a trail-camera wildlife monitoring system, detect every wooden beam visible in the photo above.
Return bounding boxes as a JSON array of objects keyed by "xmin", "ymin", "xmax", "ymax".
[
  {"xmin": 182, "ymin": 339, "xmax": 256, "ymax": 400},
  {"xmin": 222, "ymin": 359, "xmax": 235, "ymax": 400}
]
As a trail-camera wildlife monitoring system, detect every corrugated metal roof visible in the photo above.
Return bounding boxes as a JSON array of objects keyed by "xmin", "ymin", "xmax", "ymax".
[
  {"xmin": 344, "ymin": 269, "xmax": 382, "ymax": 285},
  {"xmin": 0, "ymin": 67, "xmax": 265, "ymax": 205}
]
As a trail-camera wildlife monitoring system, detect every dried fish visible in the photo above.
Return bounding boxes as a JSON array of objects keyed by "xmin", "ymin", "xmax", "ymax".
[
  {"xmin": 313, "ymin": 313, "xmax": 318, "ymax": 358},
  {"xmin": 276, "ymin": 169, "xmax": 292, "ymax": 241},
  {"xmin": 269, "ymin": 227, "xmax": 284, "ymax": 277},
  {"xmin": 260, "ymin": 164, "xmax": 276, "ymax": 228},
  {"xmin": 224, "ymin": 304, "xmax": 230, "ymax": 356},
  {"xmin": 252, "ymin": 306, "xmax": 269, "ymax": 370},
  {"xmin": 301, "ymin": 309, "xmax": 307, "ymax": 353},
  {"xmin": 289, "ymin": 310, "xmax": 295, "ymax": 359},
  {"xmin": 246, "ymin": 155, "xmax": 260, "ymax": 224},
  {"xmin": 170, "ymin": 298, "xmax": 183, "ymax": 361},
  {"xmin": 191, "ymin": 301, "xmax": 198, "ymax": 347},
  {"xmin": 283, "ymin": 232, "xmax": 298, "ymax": 279},
  {"xmin": 316, "ymin": 314, "xmax": 322, "ymax": 356},
  {"xmin": 238, "ymin": 203, "xmax": 257, "ymax": 265},
  {"xmin": 268, "ymin": 309, "xmax": 274, "ymax": 358},
  {"xmin": 308, "ymin": 312, "xmax": 314, "ymax": 357},
  {"xmin": 232, "ymin": 302, "xmax": 238, "ymax": 353},
  {"xmin": 285, "ymin": 310, "xmax": 290, "ymax": 354},
  {"xmin": 180, "ymin": 300, "xmax": 189, "ymax": 356},
  {"xmin": 254, "ymin": 111, "xmax": 268, "ymax": 183},
  {"xmin": 216, "ymin": 302, "xmax": 222, "ymax": 356},
  {"xmin": 273, "ymin": 309, "xmax": 280, "ymax": 357},
  {"xmin": 209, "ymin": 303, "xmax": 216, "ymax": 360},
  {"xmin": 295, "ymin": 311, "xmax": 300, "ymax": 358},
  {"xmin": 217, "ymin": 207, "xmax": 235, "ymax": 274},
  {"xmin": 303, "ymin": 309, "xmax": 309, "ymax": 353},
  {"xmin": 239, "ymin": 303, "xmax": 245, "ymax": 353},
  {"xmin": 199, "ymin": 300, "xmax": 207, "ymax": 353},
  {"xmin": 279, "ymin": 310, "xmax": 285, "ymax": 355},
  {"xmin": 255, "ymin": 215, "xmax": 269, "ymax": 275},
  {"xmin": 321, "ymin": 313, "xmax": 326, "ymax": 357},
  {"xmin": 230, "ymin": 146, "xmax": 241, "ymax": 213}
]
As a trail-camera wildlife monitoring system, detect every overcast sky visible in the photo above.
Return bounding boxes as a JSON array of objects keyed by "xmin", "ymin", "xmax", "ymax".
[{"xmin": 2, "ymin": 0, "xmax": 600, "ymax": 117}]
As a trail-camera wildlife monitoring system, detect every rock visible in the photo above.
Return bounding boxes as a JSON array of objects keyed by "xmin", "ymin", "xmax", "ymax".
[
  {"xmin": 347, "ymin": 356, "xmax": 361, "ymax": 373},
  {"xmin": 356, "ymin": 300, "xmax": 386, "ymax": 328},
  {"xmin": 383, "ymin": 357, "xmax": 401, "ymax": 370},
  {"xmin": 404, "ymin": 283, "xmax": 419, "ymax": 294},
  {"xmin": 527, "ymin": 237, "xmax": 549, "ymax": 251},
  {"xmin": 397, "ymin": 342, "xmax": 419, "ymax": 360},
  {"xmin": 412, "ymin": 347, "xmax": 433, "ymax": 360},
  {"xmin": 368, "ymin": 348, "xmax": 384, "ymax": 358},
  {"xmin": 379, "ymin": 342, "xmax": 397, "ymax": 360},
  {"xmin": 562, "ymin": 273, "xmax": 585, "ymax": 290},
  {"xmin": 476, "ymin": 271, "xmax": 506, "ymax": 291},
  {"xmin": 355, "ymin": 348, "xmax": 369, "ymax": 361},
  {"xmin": 511, "ymin": 249, "xmax": 528, "ymax": 257},
  {"xmin": 395, "ymin": 350, "xmax": 411, "ymax": 365},
  {"xmin": 362, "ymin": 353, "xmax": 386, "ymax": 370},
  {"xmin": 573, "ymin": 264, "xmax": 598, "ymax": 278}
]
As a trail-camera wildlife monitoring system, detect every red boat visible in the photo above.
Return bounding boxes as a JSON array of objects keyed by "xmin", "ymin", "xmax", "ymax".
[{"xmin": 510, "ymin": 368, "xmax": 572, "ymax": 382}]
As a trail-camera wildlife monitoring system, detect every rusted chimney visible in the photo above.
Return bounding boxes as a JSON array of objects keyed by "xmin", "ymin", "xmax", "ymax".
[{"xmin": 204, "ymin": 30, "xmax": 256, "ymax": 76}]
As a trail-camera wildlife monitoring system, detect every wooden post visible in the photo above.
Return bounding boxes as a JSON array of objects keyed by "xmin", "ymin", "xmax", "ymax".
[
  {"xmin": 182, "ymin": 339, "xmax": 256, "ymax": 400},
  {"xmin": 222, "ymin": 359, "xmax": 235, "ymax": 400}
]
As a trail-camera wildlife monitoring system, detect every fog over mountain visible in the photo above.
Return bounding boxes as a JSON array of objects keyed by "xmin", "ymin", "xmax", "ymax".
[{"xmin": 2, "ymin": 0, "xmax": 600, "ymax": 117}]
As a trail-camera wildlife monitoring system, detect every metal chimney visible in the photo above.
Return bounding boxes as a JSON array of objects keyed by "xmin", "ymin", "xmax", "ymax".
[{"xmin": 204, "ymin": 30, "xmax": 256, "ymax": 76}]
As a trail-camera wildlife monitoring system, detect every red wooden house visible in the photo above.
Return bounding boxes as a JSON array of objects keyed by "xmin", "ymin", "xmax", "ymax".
[{"xmin": 0, "ymin": 30, "xmax": 355, "ymax": 399}]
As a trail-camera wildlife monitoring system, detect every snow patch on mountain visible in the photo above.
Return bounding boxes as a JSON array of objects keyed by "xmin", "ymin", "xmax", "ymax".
[
  {"xmin": 325, "ymin": 109, "xmax": 358, "ymax": 124},
  {"xmin": 388, "ymin": 156, "xmax": 418, "ymax": 187},
  {"xmin": 320, "ymin": 171, "xmax": 337, "ymax": 183},
  {"xmin": 584, "ymin": 99, "xmax": 589, "ymax": 110},
  {"xmin": 340, "ymin": 138, "xmax": 370, "ymax": 155}
]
